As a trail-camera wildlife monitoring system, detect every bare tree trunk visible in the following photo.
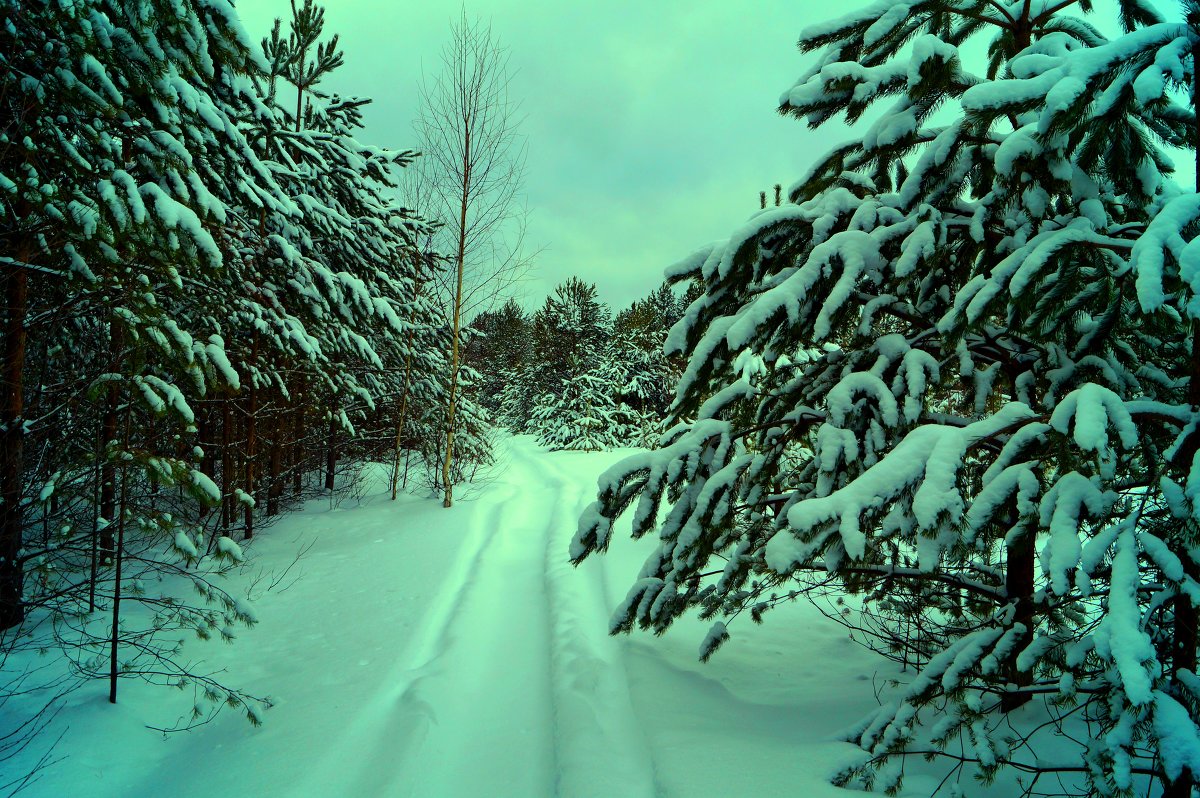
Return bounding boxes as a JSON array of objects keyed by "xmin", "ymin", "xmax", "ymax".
[
  {"xmin": 221, "ymin": 394, "xmax": 233, "ymax": 532},
  {"xmin": 391, "ymin": 283, "xmax": 422, "ymax": 501},
  {"xmin": 391, "ymin": 350, "xmax": 414, "ymax": 501},
  {"xmin": 0, "ymin": 256, "xmax": 28, "ymax": 629},
  {"xmin": 1001, "ymin": 520, "xmax": 1034, "ymax": 712},
  {"xmin": 146, "ymin": 415, "xmax": 159, "ymax": 495},
  {"xmin": 108, "ymin": 432, "xmax": 128, "ymax": 704},
  {"xmin": 99, "ymin": 323, "xmax": 123, "ymax": 562},
  {"xmin": 267, "ymin": 406, "xmax": 283, "ymax": 516},
  {"xmin": 1165, "ymin": 41, "xmax": 1200, "ymax": 798},
  {"xmin": 244, "ymin": 336, "xmax": 258, "ymax": 539},
  {"xmin": 441, "ymin": 296, "xmax": 463, "ymax": 506},
  {"xmin": 324, "ymin": 403, "xmax": 337, "ymax": 492},
  {"xmin": 413, "ymin": 13, "xmax": 530, "ymax": 507},
  {"xmin": 198, "ymin": 398, "xmax": 215, "ymax": 480},
  {"xmin": 292, "ymin": 376, "xmax": 305, "ymax": 495},
  {"xmin": 442, "ymin": 130, "xmax": 471, "ymax": 509},
  {"xmin": 89, "ymin": 448, "xmax": 101, "ymax": 612}
]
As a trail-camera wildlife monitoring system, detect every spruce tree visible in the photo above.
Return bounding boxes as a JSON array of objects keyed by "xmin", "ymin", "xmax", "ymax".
[
  {"xmin": 467, "ymin": 298, "xmax": 532, "ymax": 417},
  {"xmin": 532, "ymin": 371, "xmax": 624, "ymax": 452},
  {"xmin": 1, "ymin": 0, "xmax": 457, "ymax": 748},
  {"xmin": 0, "ymin": 0, "xmax": 303, "ymax": 732},
  {"xmin": 532, "ymin": 277, "xmax": 611, "ymax": 393},
  {"xmin": 607, "ymin": 281, "xmax": 687, "ymax": 442},
  {"xmin": 498, "ymin": 362, "xmax": 543, "ymax": 433},
  {"xmin": 571, "ymin": 1, "xmax": 1200, "ymax": 794}
]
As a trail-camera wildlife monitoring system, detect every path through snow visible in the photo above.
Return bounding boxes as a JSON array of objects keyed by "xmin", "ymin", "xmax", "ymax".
[{"xmin": 16, "ymin": 437, "xmax": 906, "ymax": 797}]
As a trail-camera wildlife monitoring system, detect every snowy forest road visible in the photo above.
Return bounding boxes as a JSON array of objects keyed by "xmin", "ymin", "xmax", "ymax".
[
  {"xmin": 330, "ymin": 438, "xmax": 879, "ymax": 798},
  {"xmin": 21, "ymin": 437, "xmax": 890, "ymax": 798},
  {"xmin": 324, "ymin": 438, "xmax": 659, "ymax": 797}
]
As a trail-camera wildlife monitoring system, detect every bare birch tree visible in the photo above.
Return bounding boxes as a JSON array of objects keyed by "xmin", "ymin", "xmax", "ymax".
[{"xmin": 410, "ymin": 11, "xmax": 531, "ymax": 508}]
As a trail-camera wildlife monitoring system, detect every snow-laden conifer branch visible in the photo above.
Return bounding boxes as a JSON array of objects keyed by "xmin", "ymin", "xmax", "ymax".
[{"xmin": 575, "ymin": 0, "xmax": 1200, "ymax": 793}]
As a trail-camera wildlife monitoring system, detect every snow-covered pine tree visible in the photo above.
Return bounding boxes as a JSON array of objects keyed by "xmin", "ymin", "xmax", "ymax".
[
  {"xmin": 2, "ymin": 0, "xmax": 453, "ymax": 739},
  {"xmin": 532, "ymin": 370, "xmax": 624, "ymax": 452},
  {"xmin": 571, "ymin": 1, "xmax": 1200, "ymax": 794},
  {"xmin": 595, "ymin": 338, "xmax": 662, "ymax": 448},
  {"xmin": 0, "ymin": 0, "xmax": 300, "ymax": 728},
  {"xmin": 605, "ymin": 282, "xmax": 687, "ymax": 444},
  {"xmin": 496, "ymin": 365, "xmax": 535, "ymax": 432},
  {"xmin": 514, "ymin": 277, "xmax": 618, "ymax": 449},
  {"xmin": 528, "ymin": 276, "xmax": 611, "ymax": 398},
  {"xmin": 466, "ymin": 298, "xmax": 532, "ymax": 417},
  {"xmin": 490, "ymin": 279, "xmax": 629, "ymax": 438},
  {"xmin": 247, "ymin": 0, "xmax": 468, "ymax": 503}
]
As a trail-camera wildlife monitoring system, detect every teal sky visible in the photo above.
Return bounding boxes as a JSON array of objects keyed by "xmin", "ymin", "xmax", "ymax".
[
  {"xmin": 232, "ymin": 1, "xmax": 1192, "ymax": 312},
  {"xmin": 233, "ymin": 0, "xmax": 835, "ymax": 311}
]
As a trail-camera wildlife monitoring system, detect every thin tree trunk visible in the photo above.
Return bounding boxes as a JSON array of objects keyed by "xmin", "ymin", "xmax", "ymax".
[
  {"xmin": 99, "ymin": 323, "xmax": 123, "ymax": 562},
  {"xmin": 441, "ymin": 308, "xmax": 463, "ymax": 507},
  {"xmin": 146, "ymin": 414, "xmax": 159, "ymax": 495},
  {"xmin": 294, "ymin": 39, "xmax": 307, "ymax": 133},
  {"xmin": 293, "ymin": 377, "xmax": 305, "ymax": 495},
  {"xmin": 198, "ymin": 399, "xmax": 215, "ymax": 481},
  {"xmin": 324, "ymin": 403, "xmax": 337, "ymax": 492},
  {"xmin": 392, "ymin": 275, "xmax": 425, "ymax": 500},
  {"xmin": 267, "ymin": 406, "xmax": 283, "ymax": 516},
  {"xmin": 89, "ymin": 454, "xmax": 100, "ymax": 612},
  {"xmin": 442, "ymin": 129, "xmax": 471, "ymax": 509},
  {"xmin": 244, "ymin": 336, "xmax": 258, "ymax": 539},
  {"xmin": 1002, "ymin": 520, "xmax": 1034, "ymax": 712},
  {"xmin": 0, "ymin": 256, "xmax": 28, "ymax": 629},
  {"xmin": 108, "ymin": 444, "xmax": 128, "ymax": 704},
  {"xmin": 221, "ymin": 394, "xmax": 233, "ymax": 532},
  {"xmin": 1165, "ymin": 38, "xmax": 1200, "ymax": 798},
  {"xmin": 391, "ymin": 349, "xmax": 415, "ymax": 501}
]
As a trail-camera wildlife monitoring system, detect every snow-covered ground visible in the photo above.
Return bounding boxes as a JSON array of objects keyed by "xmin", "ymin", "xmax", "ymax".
[{"xmin": 11, "ymin": 436, "xmax": 927, "ymax": 797}]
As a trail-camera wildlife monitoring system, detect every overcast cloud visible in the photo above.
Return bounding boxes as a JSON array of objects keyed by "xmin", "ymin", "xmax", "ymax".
[{"xmin": 232, "ymin": 1, "xmax": 842, "ymax": 310}]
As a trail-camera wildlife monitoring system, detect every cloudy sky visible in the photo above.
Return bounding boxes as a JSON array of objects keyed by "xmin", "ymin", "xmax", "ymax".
[{"xmin": 234, "ymin": 0, "xmax": 838, "ymax": 311}]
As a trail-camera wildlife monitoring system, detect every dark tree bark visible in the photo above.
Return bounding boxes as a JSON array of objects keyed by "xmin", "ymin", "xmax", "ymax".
[
  {"xmin": 292, "ymin": 377, "xmax": 305, "ymax": 495},
  {"xmin": 1002, "ymin": 521, "xmax": 1035, "ymax": 712},
  {"xmin": 108, "ymin": 438, "xmax": 128, "ymax": 704},
  {"xmin": 198, "ymin": 398, "xmax": 215, "ymax": 482},
  {"xmin": 244, "ymin": 335, "xmax": 258, "ymax": 539},
  {"xmin": 267, "ymin": 405, "xmax": 283, "ymax": 516},
  {"xmin": 221, "ymin": 394, "xmax": 233, "ymax": 531},
  {"xmin": 98, "ymin": 323, "xmax": 123, "ymax": 561},
  {"xmin": 1166, "ymin": 40, "xmax": 1200, "ymax": 797},
  {"xmin": 0, "ymin": 258, "xmax": 28, "ymax": 630},
  {"xmin": 324, "ymin": 402, "xmax": 337, "ymax": 492}
]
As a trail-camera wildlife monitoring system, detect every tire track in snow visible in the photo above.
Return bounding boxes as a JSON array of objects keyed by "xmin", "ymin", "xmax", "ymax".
[
  {"xmin": 306, "ymin": 438, "xmax": 658, "ymax": 797},
  {"xmin": 303, "ymin": 471, "xmax": 550, "ymax": 797},
  {"xmin": 388, "ymin": 479, "xmax": 518, "ymax": 682},
  {"xmin": 376, "ymin": 445, "xmax": 561, "ymax": 797},
  {"xmin": 524, "ymin": 444, "xmax": 660, "ymax": 798}
]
